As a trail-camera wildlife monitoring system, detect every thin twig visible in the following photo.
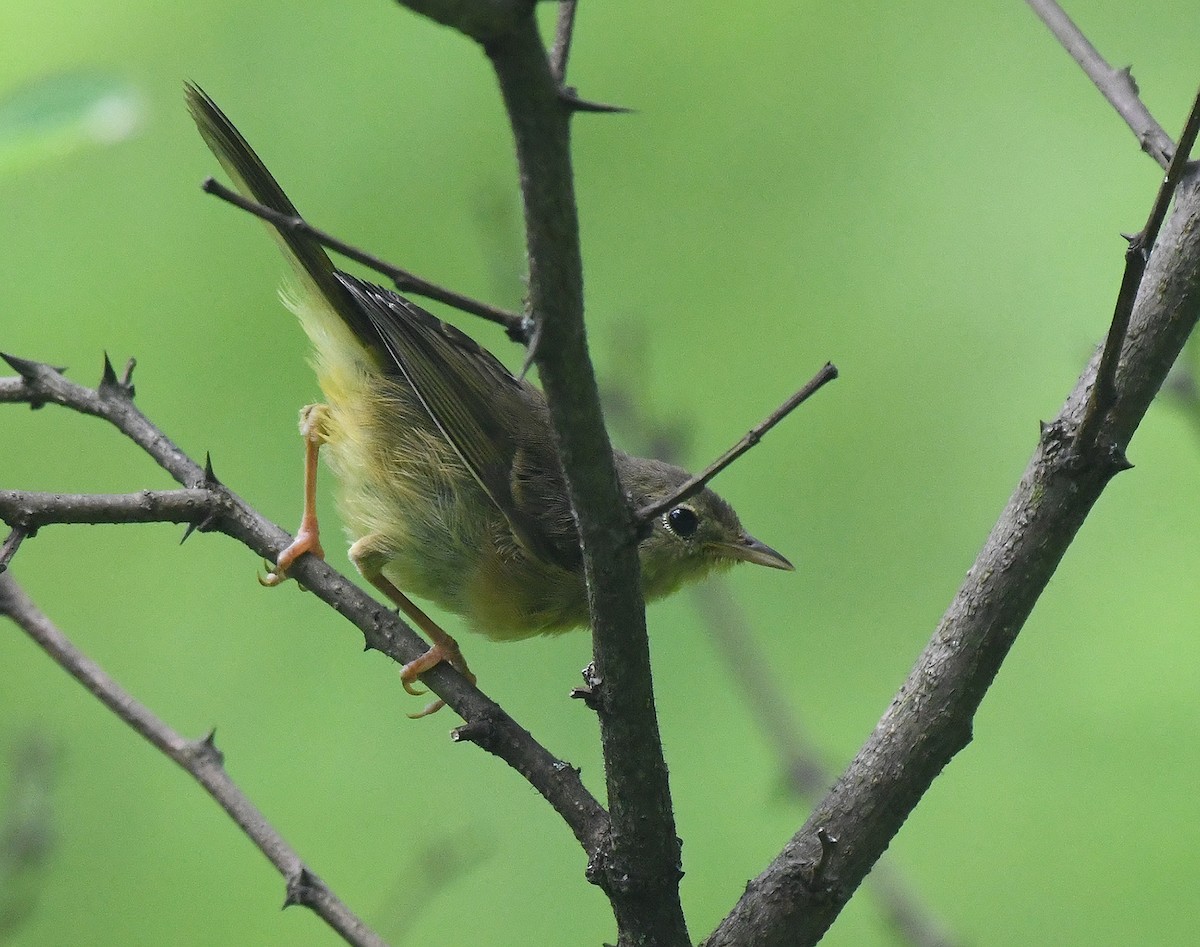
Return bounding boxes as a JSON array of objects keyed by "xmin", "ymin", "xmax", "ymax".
[
  {"xmin": 0, "ymin": 528, "xmax": 28, "ymax": 573},
  {"xmin": 1025, "ymin": 0, "xmax": 1174, "ymax": 168},
  {"xmin": 201, "ymin": 178, "xmax": 531, "ymax": 342},
  {"xmin": 0, "ymin": 573, "xmax": 387, "ymax": 947},
  {"xmin": 1076, "ymin": 82, "xmax": 1200, "ymax": 453},
  {"xmin": 636, "ymin": 363, "xmax": 838, "ymax": 524}
]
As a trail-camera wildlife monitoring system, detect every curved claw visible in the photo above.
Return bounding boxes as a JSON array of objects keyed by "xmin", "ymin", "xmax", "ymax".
[
  {"xmin": 398, "ymin": 642, "xmax": 477, "ymax": 718},
  {"xmin": 259, "ymin": 530, "xmax": 325, "ymax": 589},
  {"xmin": 259, "ymin": 560, "xmax": 288, "ymax": 587},
  {"xmin": 407, "ymin": 698, "xmax": 446, "ymax": 719}
]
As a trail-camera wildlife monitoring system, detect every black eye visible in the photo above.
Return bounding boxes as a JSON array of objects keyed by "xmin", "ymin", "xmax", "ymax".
[{"xmin": 666, "ymin": 506, "xmax": 699, "ymax": 539}]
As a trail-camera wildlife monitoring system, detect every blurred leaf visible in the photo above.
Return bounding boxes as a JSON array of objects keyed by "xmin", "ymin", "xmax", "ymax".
[{"xmin": 0, "ymin": 71, "xmax": 143, "ymax": 177}]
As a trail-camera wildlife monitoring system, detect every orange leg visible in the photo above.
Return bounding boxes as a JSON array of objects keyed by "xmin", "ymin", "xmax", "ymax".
[
  {"xmin": 350, "ymin": 535, "xmax": 476, "ymax": 718},
  {"xmin": 261, "ymin": 405, "xmax": 327, "ymax": 586}
]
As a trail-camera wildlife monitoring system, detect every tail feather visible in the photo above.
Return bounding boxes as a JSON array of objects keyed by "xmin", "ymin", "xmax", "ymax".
[{"xmin": 184, "ymin": 82, "xmax": 372, "ymax": 341}]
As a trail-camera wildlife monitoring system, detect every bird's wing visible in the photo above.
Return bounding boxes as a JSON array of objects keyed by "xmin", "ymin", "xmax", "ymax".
[{"xmin": 342, "ymin": 275, "xmax": 575, "ymax": 567}]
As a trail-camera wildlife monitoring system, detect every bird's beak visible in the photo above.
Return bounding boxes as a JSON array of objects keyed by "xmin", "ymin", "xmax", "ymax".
[{"xmin": 711, "ymin": 533, "xmax": 795, "ymax": 571}]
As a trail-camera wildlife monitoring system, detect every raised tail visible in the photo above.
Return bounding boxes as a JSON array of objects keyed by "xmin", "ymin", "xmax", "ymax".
[{"xmin": 185, "ymin": 82, "xmax": 372, "ymax": 341}]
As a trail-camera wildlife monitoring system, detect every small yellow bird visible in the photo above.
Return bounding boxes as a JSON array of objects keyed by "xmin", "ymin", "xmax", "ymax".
[{"xmin": 186, "ymin": 84, "xmax": 793, "ymax": 715}]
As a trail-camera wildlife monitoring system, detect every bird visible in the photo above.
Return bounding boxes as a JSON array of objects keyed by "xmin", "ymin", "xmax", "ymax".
[{"xmin": 185, "ymin": 83, "xmax": 793, "ymax": 716}]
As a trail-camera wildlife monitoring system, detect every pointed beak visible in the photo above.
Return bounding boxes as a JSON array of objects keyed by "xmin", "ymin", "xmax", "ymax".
[{"xmin": 711, "ymin": 533, "xmax": 795, "ymax": 571}]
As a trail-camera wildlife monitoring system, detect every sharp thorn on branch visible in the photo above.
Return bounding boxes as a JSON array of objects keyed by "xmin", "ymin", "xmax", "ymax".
[
  {"xmin": 99, "ymin": 352, "xmax": 135, "ymax": 398},
  {"xmin": 101, "ymin": 352, "xmax": 117, "ymax": 386},
  {"xmin": 517, "ymin": 317, "xmax": 544, "ymax": 382},
  {"xmin": 1, "ymin": 351, "xmax": 48, "ymax": 382},
  {"xmin": 283, "ymin": 867, "xmax": 319, "ymax": 909},
  {"xmin": 559, "ymin": 88, "xmax": 635, "ymax": 115},
  {"xmin": 202, "ymin": 452, "xmax": 221, "ymax": 487}
]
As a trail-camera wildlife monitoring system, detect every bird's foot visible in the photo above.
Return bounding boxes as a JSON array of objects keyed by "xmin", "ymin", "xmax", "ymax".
[
  {"xmin": 401, "ymin": 642, "xmax": 476, "ymax": 718},
  {"xmin": 259, "ymin": 524, "xmax": 325, "ymax": 587}
]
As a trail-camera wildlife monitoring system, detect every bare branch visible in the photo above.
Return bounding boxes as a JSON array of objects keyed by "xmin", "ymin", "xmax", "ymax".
[
  {"xmin": 0, "ymin": 573, "xmax": 387, "ymax": 947},
  {"xmin": 0, "ymin": 488, "xmax": 221, "ymax": 529},
  {"xmin": 389, "ymin": 0, "xmax": 533, "ymax": 45},
  {"xmin": 0, "ymin": 360, "xmax": 609, "ymax": 859},
  {"xmin": 549, "ymin": 0, "xmax": 577, "ymax": 83},
  {"xmin": 1025, "ymin": 0, "xmax": 1174, "ymax": 168},
  {"xmin": 200, "ymin": 178, "xmax": 531, "ymax": 342},
  {"xmin": 704, "ymin": 169, "xmax": 1200, "ymax": 946},
  {"xmin": 1077, "ymin": 82, "xmax": 1200, "ymax": 451},
  {"xmin": 636, "ymin": 363, "xmax": 838, "ymax": 525},
  {"xmin": 481, "ymin": 14, "xmax": 689, "ymax": 945}
]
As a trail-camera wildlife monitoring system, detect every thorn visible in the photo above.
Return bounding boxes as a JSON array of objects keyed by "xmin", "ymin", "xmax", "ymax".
[
  {"xmin": 99, "ymin": 353, "xmax": 134, "ymax": 398},
  {"xmin": 559, "ymin": 87, "xmax": 635, "ymax": 115},
  {"xmin": 283, "ymin": 867, "xmax": 318, "ymax": 909},
  {"xmin": 179, "ymin": 522, "xmax": 199, "ymax": 545},
  {"xmin": 505, "ymin": 314, "xmax": 536, "ymax": 347},
  {"xmin": 1108, "ymin": 444, "xmax": 1135, "ymax": 473},
  {"xmin": 202, "ymin": 452, "xmax": 221, "ymax": 487},
  {"xmin": 517, "ymin": 317, "xmax": 543, "ymax": 382},
  {"xmin": 0, "ymin": 352, "xmax": 46, "ymax": 381},
  {"xmin": 184, "ymin": 729, "xmax": 224, "ymax": 767}
]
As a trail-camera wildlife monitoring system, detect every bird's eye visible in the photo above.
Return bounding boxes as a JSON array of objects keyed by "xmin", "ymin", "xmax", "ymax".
[{"xmin": 665, "ymin": 506, "xmax": 699, "ymax": 539}]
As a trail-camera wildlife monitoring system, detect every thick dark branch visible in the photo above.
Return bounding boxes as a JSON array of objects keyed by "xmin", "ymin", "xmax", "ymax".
[
  {"xmin": 0, "ymin": 573, "xmax": 386, "ymax": 947},
  {"xmin": 391, "ymin": 0, "xmax": 533, "ymax": 44},
  {"xmin": 0, "ymin": 360, "xmax": 608, "ymax": 859},
  {"xmin": 704, "ymin": 170, "xmax": 1200, "ymax": 946},
  {"xmin": 481, "ymin": 14, "xmax": 689, "ymax": 947},
  {"xmin": 1025, "ymin": 0, "xmax": 1174, "ymax": 168},
  {"xmin": 201, "ymin": 178, "xmax": 530, "ymax": 341},
  {"xmin": 636, "ymin": 363, "xmax": 837, "ymax": 525}
]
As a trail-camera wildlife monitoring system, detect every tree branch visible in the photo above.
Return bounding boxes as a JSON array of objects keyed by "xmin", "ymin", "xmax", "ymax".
[
  {"xmin": 478, "ymin": 15, "xmax": 688, "ymax": 945},
  {"xmin": 1078, "ymin": 82, "xmax": 1200, "ymax": 450},
  {"xmin": 635, "ymin": 363, "xmax": 838, "ymax": 525},
  {"xmin": 0, "ymin": 573, "xmax": 387, "ymax": 947},
  {"xmin": 200, "ymin": 178, "xmax": 531, "ymax": 342},
  {"xmin": 0, "ymin": 359, "xmax": 609, "ymax": 860},
  {"xmin": 704, "ymin": 167, "xmax": 1200, "ymax": 946},
  {"xmin": 1025, "ymin": 0, "xmax": 1174, "ymax": 168}
]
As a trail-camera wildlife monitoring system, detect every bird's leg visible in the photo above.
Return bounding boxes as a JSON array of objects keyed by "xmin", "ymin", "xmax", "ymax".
[
  {"xmin": 261, "ymin": 404, "xmax": 328, "ymax": 586},
  {"xmin": 349, "ymin": 534, "xmax": 476, "ymax": 718}
]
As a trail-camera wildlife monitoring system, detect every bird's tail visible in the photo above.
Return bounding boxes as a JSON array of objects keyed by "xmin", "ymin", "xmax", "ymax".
[{"xmin": 185, "ymin": 82, "xmax": 369, "ymax": 338}]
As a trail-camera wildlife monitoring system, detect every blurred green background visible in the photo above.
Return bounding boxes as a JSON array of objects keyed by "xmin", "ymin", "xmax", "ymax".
[{"xmin": 2, "ymin": 1, "xmax": 1198, "ymax": 944}]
